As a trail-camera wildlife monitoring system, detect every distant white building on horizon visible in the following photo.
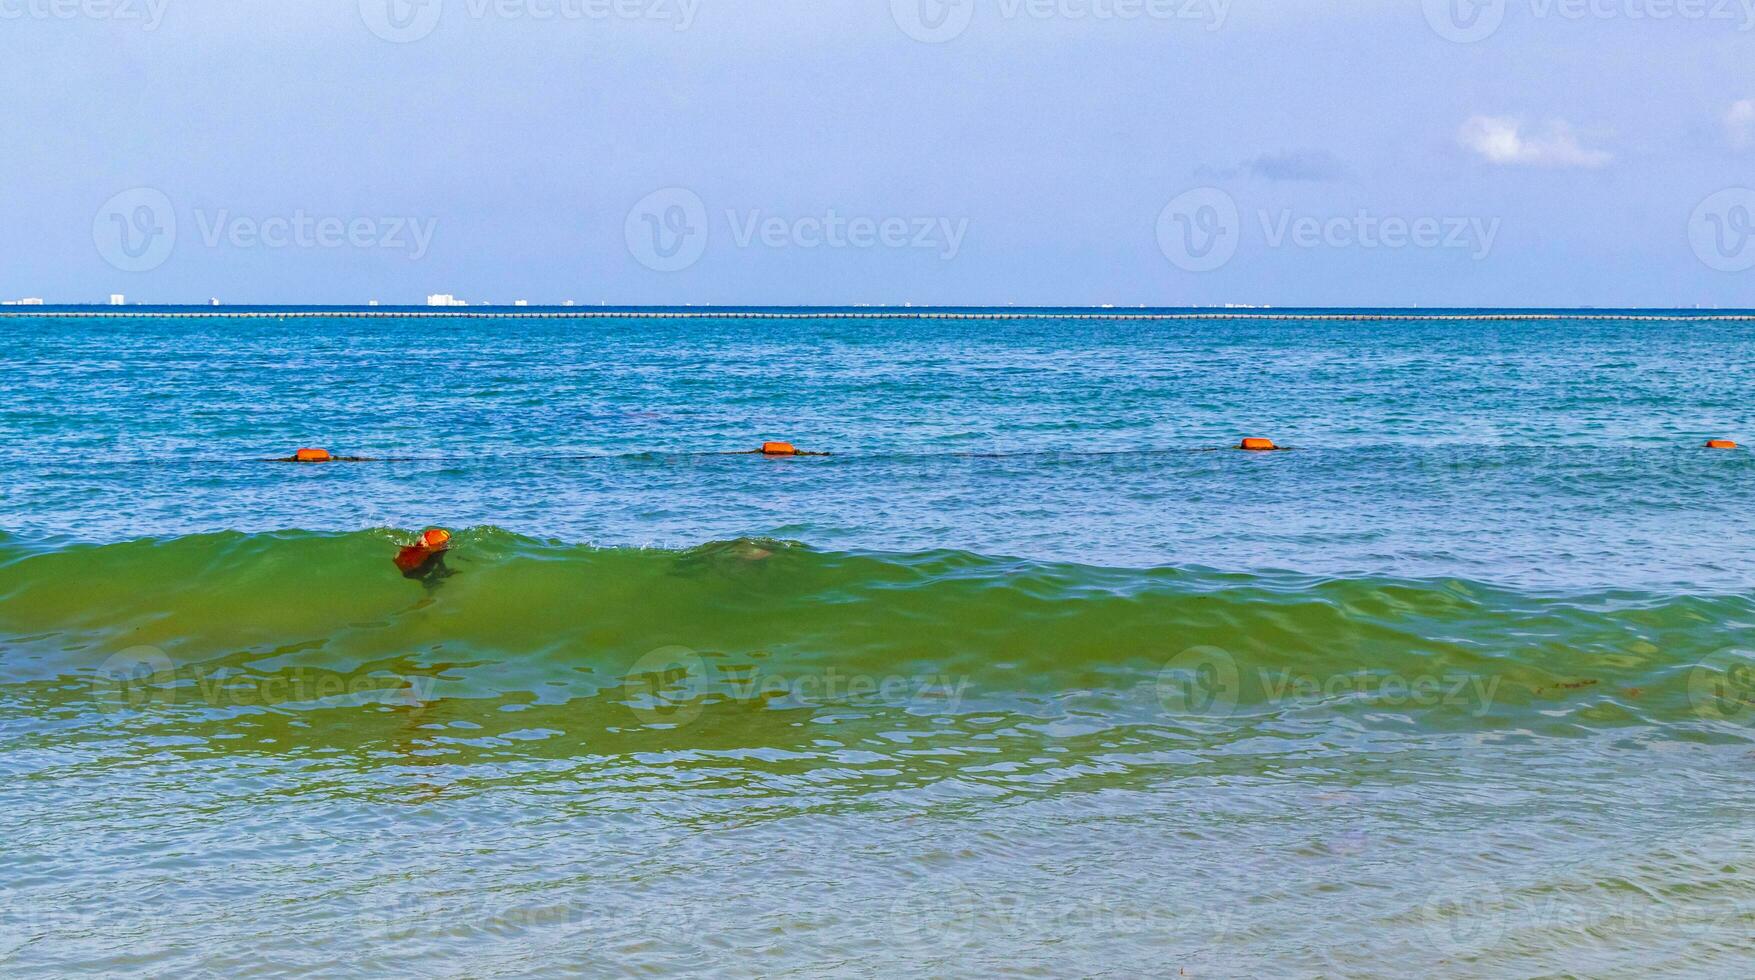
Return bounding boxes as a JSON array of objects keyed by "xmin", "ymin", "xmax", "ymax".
[
  {"xmin": 427, "ymin": 293, "xmax": 467, "ymax": 307},
  {"xmin": 110, "ymin": 294, "xmax": 125, "ymax": 306},
  {"xmin": 2, "ymin": 298, "xmax": 44, "ymax": 306}
]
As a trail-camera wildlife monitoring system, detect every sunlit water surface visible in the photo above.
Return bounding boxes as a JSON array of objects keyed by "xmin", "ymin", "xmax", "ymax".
[{"xmin": 2, "ymin": 313, "xmax": 1753, "ymax": 976}]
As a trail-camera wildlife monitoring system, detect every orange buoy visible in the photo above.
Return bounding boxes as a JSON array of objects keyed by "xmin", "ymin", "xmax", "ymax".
[
  {"xmin": 419, "ymin": 528, "xmax": 452, "ymax": 549},
  {"xmin": 1706, "ymin": 439, "xmax": 1739, "ymax": 450},
  {"xmin": 395, "ymin": 528, "xmax": 452, "ymax": 575},
  {"xmin": 1239, "ymin": 438, "xmax": 1277, "ymax": 452},
  {"xmin": 294, "ymin": 448, "xmax": 333, "ymax": 462},
  {"xmin": 761, "ymin": 442, "xmax": 800, "ymax": 456}
]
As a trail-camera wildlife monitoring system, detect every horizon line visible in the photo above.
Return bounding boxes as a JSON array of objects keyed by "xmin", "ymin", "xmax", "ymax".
[{"xmin": 3, "ymin": 304, "xmax": 1755, "ymax": 322}]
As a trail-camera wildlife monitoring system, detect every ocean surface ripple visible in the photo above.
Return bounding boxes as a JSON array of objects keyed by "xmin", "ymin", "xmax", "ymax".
[{"xmin": 2, "ymin": 315, "xmax": 1753, "ymax": 976}]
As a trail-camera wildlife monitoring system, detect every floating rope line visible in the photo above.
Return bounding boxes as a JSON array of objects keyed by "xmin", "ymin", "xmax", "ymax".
[
  {"xmin": 265, "ymin": 443, "xmax": 837, "ymax": 464},
  {"xmin": 27, "ymin": 439, "xmax": 1745, "ymax": 468},
  {"xmin": 259, "ymin": 441, "xmax": 1302, "ymax": 464}
]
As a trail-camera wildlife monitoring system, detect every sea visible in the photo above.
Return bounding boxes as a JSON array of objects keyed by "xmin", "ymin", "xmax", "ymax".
[{"xmin": 1, "ymin": 308, "xmax": 1752, "ymax": 976}]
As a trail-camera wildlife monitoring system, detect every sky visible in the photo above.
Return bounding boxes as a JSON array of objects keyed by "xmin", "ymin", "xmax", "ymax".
[{"xmin": 3, "ymin": 0, "xmax": 1755, "ymax": 307}]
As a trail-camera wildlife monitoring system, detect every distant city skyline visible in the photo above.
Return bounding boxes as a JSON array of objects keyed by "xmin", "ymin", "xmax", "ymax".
[{"xmin": 5, "ymin": 0, "xmax": 1755, "ymax": 307}]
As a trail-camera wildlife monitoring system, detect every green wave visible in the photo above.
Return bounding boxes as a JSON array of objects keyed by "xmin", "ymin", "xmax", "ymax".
[{"xmin": 1, "ymin": 529, "xmax": 1752, "ymax": 761}]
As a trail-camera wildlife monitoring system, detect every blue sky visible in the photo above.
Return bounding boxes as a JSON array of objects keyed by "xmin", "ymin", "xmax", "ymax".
[{"xmin": 4, "ymin": 0, "xmax": 1755, "ymax": 307}]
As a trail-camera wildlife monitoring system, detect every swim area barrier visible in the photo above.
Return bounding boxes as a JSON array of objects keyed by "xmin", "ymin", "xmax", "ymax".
[{"xmin": 266, "ymin": 436, "xmax": 1737, "ymax": 464}]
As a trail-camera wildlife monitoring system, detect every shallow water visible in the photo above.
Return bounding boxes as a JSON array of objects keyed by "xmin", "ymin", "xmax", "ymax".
[{"xmin": 2, "ymin": 313, "xmax": 1753, "ymax": 975}]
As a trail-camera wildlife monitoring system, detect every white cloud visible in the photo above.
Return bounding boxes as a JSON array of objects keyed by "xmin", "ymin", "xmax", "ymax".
[
  {"xmin": 1725, "ymin": 100, "xmax": 1755, "ymax": 151},
  {"xmin": 1457, "ymin": 116, "xmax": 1612, "ymax": 169}
]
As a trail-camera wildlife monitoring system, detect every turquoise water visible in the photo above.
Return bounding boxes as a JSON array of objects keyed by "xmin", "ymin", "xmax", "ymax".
[{"xmin": 2, "ymin": 312, "xmax": 1753, "ymax": 975}]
